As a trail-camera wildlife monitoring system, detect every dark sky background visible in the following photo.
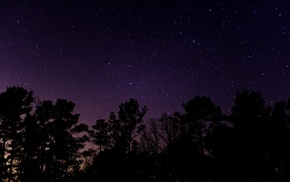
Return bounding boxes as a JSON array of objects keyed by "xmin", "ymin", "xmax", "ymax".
[{"xmin": 1, "ymin": 1, "xmax": 290, "ymax": 126}]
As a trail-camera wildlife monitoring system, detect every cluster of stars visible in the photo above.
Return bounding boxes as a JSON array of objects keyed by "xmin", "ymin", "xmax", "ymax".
[{"xmin": 1, "ymin": 1, "xmax": 290, "ymax": 125}]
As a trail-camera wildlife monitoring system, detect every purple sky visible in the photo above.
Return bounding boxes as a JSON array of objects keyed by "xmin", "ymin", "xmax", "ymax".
[{"xmin": 1, "ymin": 1, "xmax": 290, "ymax": 126}]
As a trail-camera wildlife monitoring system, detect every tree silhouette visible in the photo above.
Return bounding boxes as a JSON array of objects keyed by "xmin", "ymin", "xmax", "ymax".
[
  {"xmin": 3, "ymin": 86, "xmax": 290, "ymax": 181},
  {"xmin": 90, "ymin": 119, "xmax": 110, "ymax": 153},
  {"xmin": 139, "ymin": 117, "xmax": 164, "ymax": 156},
  {"xmin": 40, "ymin": 99, "xmax": 88, "ymax": 181},
  {"xmin": 150, "ymin": 96, "xmax": 223, "ymax": 181},
  {"xmin": 114, "ymin": 98, "xmax": 147, "ymax": 155},
  {"xmin": 20, "ymin": 113, "xmax": 45, "ymax": 181},
  {"xmin": 267, "ymin": 100, "xmax": 290, "ymax": 181},
  {"xmin": 138, "ymin": 116, "xmax": 169, "ymax": 181},
  {"xmin": 0, "ymin": 86, "xmax": 34, "ymax": 182},
  {"xmin": 227, "ymin": 90, "xmax": 268, "ymax": 181},
  {"xmin": 0, "ymin": 87, "xmax": 89, "ymax": 182},
  {"xmin": 86, "ymin": 98, "xmax": 147, "ymax": 181},
  {"xmin": 182, "ymin": 96, "xmax": 223, "ymax": 153}
]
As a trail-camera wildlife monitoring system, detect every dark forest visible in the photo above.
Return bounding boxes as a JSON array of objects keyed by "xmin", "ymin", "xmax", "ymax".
[{"xmin": 1, "ymin": 86, "xmax": 290, "ymax": 182}]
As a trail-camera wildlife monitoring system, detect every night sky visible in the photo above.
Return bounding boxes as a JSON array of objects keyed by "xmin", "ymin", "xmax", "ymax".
[{"xmin": 1, "ymin": 1, "xmax": 290, "ymax": 126}]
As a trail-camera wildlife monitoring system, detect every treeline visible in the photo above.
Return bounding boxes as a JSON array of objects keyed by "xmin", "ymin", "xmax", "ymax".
[{"xmin": 1, "ymin": 86, "xmax": 290, "ymax": 181}]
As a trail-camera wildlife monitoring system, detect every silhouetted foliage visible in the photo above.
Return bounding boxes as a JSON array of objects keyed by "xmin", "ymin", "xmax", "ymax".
[
  {"xmin": 90, "ymin": 119, "xmax": 110, "ymax": 153},
  {"xmin": 86, "ymin": 98, "xmax": 147, "ymax": 181},
  {"xmin": 159, "ymin": 96, "xmax": 223, "ymax": 181},
  {"xmin": 2, "ymin": 86, "xmax": 290, "ymax": 182},
  {"xmin": 228, "ymin": 90, "xmax": 268, "ymax": 181},
  {"xmin": 0, "ymin": 86, "xmax": 34, "ymax": 182},
  {"xmin": 0, "ymin": 87, "xmax": 89, "ymax": 182}
]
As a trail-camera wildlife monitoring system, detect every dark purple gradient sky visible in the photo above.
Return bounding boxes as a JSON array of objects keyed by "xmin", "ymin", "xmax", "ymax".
[{"xmin": 1, "ymin": 1, "xmax": 290, "ymax": 126}]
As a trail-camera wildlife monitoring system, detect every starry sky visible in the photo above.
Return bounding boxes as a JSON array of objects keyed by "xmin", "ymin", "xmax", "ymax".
[{"xmin": 1, "ymin": 1, "xmax": 290, "ymax": 126}]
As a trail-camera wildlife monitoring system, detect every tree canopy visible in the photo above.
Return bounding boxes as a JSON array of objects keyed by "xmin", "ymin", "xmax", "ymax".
[{"xmin": 1, "ymin": 86, "xmax": 290, "ymax": 181}]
